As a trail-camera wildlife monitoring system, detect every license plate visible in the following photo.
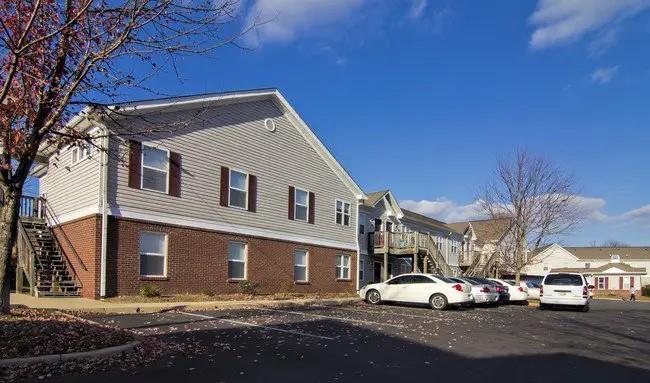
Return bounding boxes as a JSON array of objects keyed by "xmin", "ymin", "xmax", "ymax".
[{"xmin": 558, "ymin": 292, "xmax": 567, "ymax": 296}]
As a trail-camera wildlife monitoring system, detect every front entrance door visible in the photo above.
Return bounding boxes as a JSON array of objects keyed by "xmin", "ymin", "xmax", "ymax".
[{"xmin": 373, "ymin": 262, "xmax": 382, "ymax": 283}]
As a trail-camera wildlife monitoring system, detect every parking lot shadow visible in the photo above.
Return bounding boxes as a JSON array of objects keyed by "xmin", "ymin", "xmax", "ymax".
[{"xmin": 48, "ymin": 307, "xmax": 650, "ymax": 383}]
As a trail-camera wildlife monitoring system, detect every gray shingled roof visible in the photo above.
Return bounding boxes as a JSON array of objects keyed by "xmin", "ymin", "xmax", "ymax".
[
  {"xmin": 363, "ymin": 190, "xmax": 389, "ymax": 207},
  {"xmin": 564, "ymin": 247, "xmax": 650, "ymax": 261},
  {"xmin": 447, "ymin": 218, "xmax": 512, "ymax": 243},
  {"xmin": 400, "ymin": 209, "xmax": 462, "ymax": 234},
  {"xmin": 551, "ymin": 262, "xmax": 646, "ymax": 274}
]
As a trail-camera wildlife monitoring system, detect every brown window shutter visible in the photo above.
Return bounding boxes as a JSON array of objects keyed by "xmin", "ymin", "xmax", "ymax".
[
  {"xmin": 619, "ymin": 276, "xmax": 623, "ymax": 290},
  {"xmin": 248, "ymin": 175, "xmax": 257, "ymax": 212},
  {"xmin": 220, "ymin": 166, "xmax": 230, "ymax": 207},
  {"xmin": 604, "ymin": 277, "xmax": 608, "ymax": 290},
  {"xmin": 593, "ymin": 277, "xmax": 598, "ymax": 289},
  {"xmin": 169, "ymin": 151, "xmax": 181, "ymax": 197},
  {"xmin": 288, "ymin": 186, "xmax": 295, "ymax": 220},
  {"xmin": 128, "ymin": 140, "xmax": 141, "ymax": 189},
  {"xmin": 308, "ymin": 192, "xmax": 315, "ymax": 224}
]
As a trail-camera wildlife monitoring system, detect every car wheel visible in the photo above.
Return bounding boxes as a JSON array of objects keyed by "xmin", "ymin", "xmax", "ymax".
[
  {"xmin": 580, "ymin": 304, "xmax": 590, "ymax": 312},
  {"xmin": 430, "ymin": 294, "xmax": 448, "ymax": 310},
  {"xmin": 539, "ymin": 303, "xmax": 547, "ymax": 310},
  {"xmin": 366, "ymin": 290, "xmax": 382, "ymax": 305}
]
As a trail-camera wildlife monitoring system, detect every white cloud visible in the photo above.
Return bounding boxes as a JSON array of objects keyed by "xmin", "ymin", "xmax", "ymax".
[
  {"xmin": 399, "ymin": 194, "xmax": 609, "ymax": 224},
  {"xmin": 591, "ymin": 65, "xmax": 619, "ymax": 84},
  {"xmin": 588, "ymin": 27, "xmax": 620, "ymax": 56},
  {"xmin": 619, "ymin": 204, "xmax": 650, "ymax": 225},
  {"xmin": 408, "ymin": 0, "xmax": 428, "ymax": 20},
  {"xmin": 399, "ymin": 198, "xmax": 486, "ymax": 223},
  {"xmin": 529, "ymin": 0, "xmax": 650, "ymax": 50},
  {"xmin": 244, "ymin": 0, "xmax": 365, "ymax": 45},
  {"xmin": 571, "ymin": 195, "xmax": 608, "ymax": 222}
]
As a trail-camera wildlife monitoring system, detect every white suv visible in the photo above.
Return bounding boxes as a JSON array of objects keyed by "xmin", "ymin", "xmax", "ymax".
[{"xmin": 540, "ymin": 273, "xmax": 591, "ymax": 312}]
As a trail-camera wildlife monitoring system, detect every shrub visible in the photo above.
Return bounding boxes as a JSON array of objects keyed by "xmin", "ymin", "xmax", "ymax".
[
  {"xmin": 642, "ymin": 285, "xmax": 650, "ymax": 297},
  {"xmin": 202, "ymin": 289, "xmax": 215, "ymax": 297},
  {"xmin": 237, "ymin": 281, "xmax": 259, "ymax": 295},
  {"xmin": 138, "ymin": 285, "xmax": 161, "ymax": 298}
]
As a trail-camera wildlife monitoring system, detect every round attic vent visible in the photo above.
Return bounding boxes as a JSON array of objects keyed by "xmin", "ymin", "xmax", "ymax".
[{"xmin": 264, "ymin": 118, "xmax": 276, "ymax": 132}]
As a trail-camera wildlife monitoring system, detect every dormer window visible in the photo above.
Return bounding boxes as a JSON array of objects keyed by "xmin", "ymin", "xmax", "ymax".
[{"xmin": 610, "ymin": 254, "xmax": 620, "ymax": 263}]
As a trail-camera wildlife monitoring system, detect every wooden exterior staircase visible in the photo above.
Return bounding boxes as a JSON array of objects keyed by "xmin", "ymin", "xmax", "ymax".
[
  {"xmin": 463, "ymin": 249, "xmax": 500, "ymax": 278},
  {"xmin": 370, "ymin": 231, "xmax": 456, "ymax": 276},
  {"xmin": 15, "ymin": 197, "xmax": 82, "ymax": 297}
]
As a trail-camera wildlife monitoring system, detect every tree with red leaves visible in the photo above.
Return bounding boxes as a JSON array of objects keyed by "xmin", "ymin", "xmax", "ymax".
[{"xmin": 0, "ymin": 0, "xmax": 250, "ymax": 313}]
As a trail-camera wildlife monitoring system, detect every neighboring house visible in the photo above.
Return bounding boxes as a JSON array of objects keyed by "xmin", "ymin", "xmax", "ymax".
[
  {"xmin": 524, "ymin": 244, "xmax": 650, "ymax": 292},
  {"xmin": 20, "ymin": 89, "xmax": 366, "ymax": 298},
  {"xmin": 447, "ymin": 218, "xmax": 512, "ymax": 277},
  {"xmin": 358, "ymin": 190, "xmax": 463, "ymax": 287}
]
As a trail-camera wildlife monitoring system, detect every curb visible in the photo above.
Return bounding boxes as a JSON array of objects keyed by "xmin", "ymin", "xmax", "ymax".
[
  {"xmin": 0, "ymin": 341, "xmax": 141, "ymax": 367},
  {"xmin": 63, "ymin": 297, "xmax": 362, "ymax": 314}
]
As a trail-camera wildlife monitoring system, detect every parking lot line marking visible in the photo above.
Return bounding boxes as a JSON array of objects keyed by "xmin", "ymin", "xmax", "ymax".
[
  {"xmin": 177, "ymin": 311, "xmax": 334, "ymax": 340},
  {"xmin": 313, "ymin": 305, "xmax": 441, "ymax": 320},
  {"xmin": 258, "ymin": 308, "xmax": 407, "ymax": 328}
]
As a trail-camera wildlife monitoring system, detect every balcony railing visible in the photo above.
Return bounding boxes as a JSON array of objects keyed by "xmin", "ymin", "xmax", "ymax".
[{"xmin": 19, "ymin": 196, "xmax": 46, "ymax": 219}]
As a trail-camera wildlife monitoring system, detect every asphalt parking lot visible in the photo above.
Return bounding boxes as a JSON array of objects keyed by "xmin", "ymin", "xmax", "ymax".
[{"xmin": 50, "ymin": 300, "xmax": 649, "ymax": 383}]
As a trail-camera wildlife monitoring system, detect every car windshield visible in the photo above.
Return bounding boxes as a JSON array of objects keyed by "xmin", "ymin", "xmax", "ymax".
[
  {"xmin": 544, "ymin": 274, "xmax": 583, "ymax": 286},
  {"xmin": 461, "ymin": 279, "xmax": 481, "ymax": 285},
  {"xmin": 469, "ymin": 277, "xmax": 491, "ymax": 284},
  {"xmin": 503, "ymin": 280, "xmax": 516, "ymax": 286}
]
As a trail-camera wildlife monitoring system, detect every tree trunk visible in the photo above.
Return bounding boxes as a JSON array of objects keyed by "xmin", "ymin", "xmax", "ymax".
[{"xmin": 0, "ymin": 191, "xmax": 20, "ymax": 314}]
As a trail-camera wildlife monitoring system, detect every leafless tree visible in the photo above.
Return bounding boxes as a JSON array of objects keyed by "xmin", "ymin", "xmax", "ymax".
[
  {"xmin": 590, "ymin": 239, "xmax": 630, "ymax": 248},
  {"xmin": 480, "ymin": 150, "xmax": 584, "ymax": 283},
  {"xmin": 0, "ymin": 0, "xmax": 256, "ymax": 313}
]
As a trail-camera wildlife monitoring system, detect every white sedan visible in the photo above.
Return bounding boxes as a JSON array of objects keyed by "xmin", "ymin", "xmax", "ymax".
[
  {"xmin": 359, "ymin": 273, "xmax": 473, "ymax": 310},
  {"xmin": 489, "ymin": 278, "xmax": 529, "ymax": 303}
]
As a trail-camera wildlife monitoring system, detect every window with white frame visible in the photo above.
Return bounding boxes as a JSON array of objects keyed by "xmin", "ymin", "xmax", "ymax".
[
  {"xmin": 597, "ymin": 277, "xmax": 606, "ymax": 289},
  {"xmin": 335, "ymin": 254, "xmax": 350, "ymax": 279},
  {"xmin": 229, "ymin": 169, "xmax": 248, "ymax": 209},
  {"xmin": 71, "ymin": 143, "xmax": 91, "ymax": 165},
  {"xmin": 610, "ymin": 254, "xmax": 620, "ymax": 263},
  {"xmin": 141, "ymin": 144, "xmax": 169, "ymax": 193},
  {"xmin": 294, "ymin": 249, "xmax": 308, "ymax": 282},
  {"xmin": 335, "ymin": 200, "xmax": 351, "ymax": 226},
  {"xmin": 359, "ymin": 259, "xmax": 365, "ymax": 281},
  {"xmin": 139, "ymin": 232, "xmax": 167, "ymax": 277},
  {"xmin": 227, "ymin": 241, "xmax": 247, "ymax": 280},
  {"xmin": 294, "ymin": 188, "xmax": 309, "ymax": 221}
]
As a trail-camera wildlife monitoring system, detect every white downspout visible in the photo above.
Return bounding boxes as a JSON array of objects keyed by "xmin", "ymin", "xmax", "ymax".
[
  {"xmin": 355, "ymin": 199, "xmax": 361, "ymax": 292},
  {"xmin": 98, "ymin": 125, "xmax": 109, "ymax": 298}
]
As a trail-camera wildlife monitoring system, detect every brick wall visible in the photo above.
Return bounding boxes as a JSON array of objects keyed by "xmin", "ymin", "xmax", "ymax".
[
  {"xmin": 52, "ymin": 215, "xmax": 101, "ymax": 298},
  {"xmin": 106, "ymin": 216, "xmax": 357, "ymax": 297}
]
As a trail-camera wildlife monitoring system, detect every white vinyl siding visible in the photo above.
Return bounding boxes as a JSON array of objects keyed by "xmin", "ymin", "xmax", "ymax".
[
  {"xmin": 227, "ymin": 241, "xmax": 247, "ymax": 280},
  {"xmin": 294, "ymin": 188, "xmax": 309, "ymax": 221},
  {"xmin": 41, "ymin": 141, "xmax": 101, "ymax": 219},
  {"xmin": 229, "ymin": 169, "xmax": 248, "ymax": 209},
  {"xmin": 107, "ymin": 99, "xmax": 357, "ymax": 247},
  {"xmin": 139, "ymin": 232, "xmax": 167, "ymax": 277},
  {"xmin": 336, "ymin": 254, "xmax": 350, "ymax": 280},
  {"xmin": 294, "ymin": 249, "xmax": 308, "ymax": 282}
]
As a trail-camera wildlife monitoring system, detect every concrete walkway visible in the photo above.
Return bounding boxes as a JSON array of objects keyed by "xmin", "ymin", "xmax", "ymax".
[{"xmin": 10, "ymin": 293, "xmax": 360, "ymax": 314}]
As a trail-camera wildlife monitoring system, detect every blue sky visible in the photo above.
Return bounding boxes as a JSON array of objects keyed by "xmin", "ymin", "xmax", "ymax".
[{"xmin": 35, "ymin": 0, "xmax": 650, "ymax": 245}]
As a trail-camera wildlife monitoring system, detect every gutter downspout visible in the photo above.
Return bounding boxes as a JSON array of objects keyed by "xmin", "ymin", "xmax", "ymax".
[
  {"xmin": 355, "ymin": 199, "xmax": 361, "ymax": 292},
  {"xmin": 98, "ymin": 124, "xmax": 109, "ymax": 298}
]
